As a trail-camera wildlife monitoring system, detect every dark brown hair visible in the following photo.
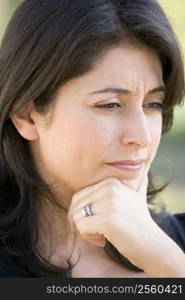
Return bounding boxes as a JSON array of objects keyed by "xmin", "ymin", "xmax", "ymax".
[{"xmin": 0, "ymin": 0, "xmax": 184, "ymax": 276}]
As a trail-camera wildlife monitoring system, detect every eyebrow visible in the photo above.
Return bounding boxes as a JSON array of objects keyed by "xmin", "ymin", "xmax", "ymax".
[{"xmin": 89, "ymin": 86, "xmax": 165, "ymax": 95}]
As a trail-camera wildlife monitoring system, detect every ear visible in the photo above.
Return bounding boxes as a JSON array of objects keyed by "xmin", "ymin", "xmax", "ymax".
[{"xmin": 10, "ymin": 103, "xmax": 40, "ymax": 141}]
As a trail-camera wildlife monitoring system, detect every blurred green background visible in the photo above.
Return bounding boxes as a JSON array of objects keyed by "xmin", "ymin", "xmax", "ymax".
[{"xmin": 0, "ymin": 0, "xmax": 185, "ymax": 213}]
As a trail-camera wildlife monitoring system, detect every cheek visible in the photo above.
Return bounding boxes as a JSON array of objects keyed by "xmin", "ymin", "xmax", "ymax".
[
  {"xmin": 43, "ymin": 116, "xmax": 114, "ymax": 172},
  {"xmin": 53, "ymin": 117, "xmax": 116, "ymax": 190},
  {"xmin": 71, "ymin": 118, "xmax": 115, "ymax": 164}
]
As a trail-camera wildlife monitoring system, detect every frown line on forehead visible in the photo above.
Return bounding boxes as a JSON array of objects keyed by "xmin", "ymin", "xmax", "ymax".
[{"xmin": 88, "ymin": 86, "xmax": 165, "ymax": 95}]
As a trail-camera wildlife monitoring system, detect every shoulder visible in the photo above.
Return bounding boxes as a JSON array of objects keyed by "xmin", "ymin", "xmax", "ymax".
[
  {"xmin": 151, "ymin": 212, "xmax": 185, "ymax": 252},
  {"xmin": 0, "ymin": 248, "xmax": 29, "ymax": 277}
]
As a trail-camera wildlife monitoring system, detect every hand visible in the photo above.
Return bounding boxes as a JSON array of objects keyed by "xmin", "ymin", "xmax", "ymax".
[{"xmin": 68, "ymin": 174, "xmax": 156, "ymax": 269}]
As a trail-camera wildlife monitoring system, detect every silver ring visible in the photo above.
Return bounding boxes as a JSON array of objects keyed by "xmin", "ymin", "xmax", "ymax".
[{"xmin": 81, "ymin": 203, "xmax": 93, "ymax": 217}]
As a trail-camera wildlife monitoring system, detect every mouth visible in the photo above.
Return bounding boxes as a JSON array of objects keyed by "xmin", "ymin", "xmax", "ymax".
[{"xmin": 105, "ymin": 160, "xmax": 145, "ymax": 172}]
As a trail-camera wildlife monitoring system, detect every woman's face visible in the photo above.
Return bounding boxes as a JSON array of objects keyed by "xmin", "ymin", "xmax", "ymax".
[{"xmin": 30, "ymin": 44, "xmax": 164, "ymax": 202}]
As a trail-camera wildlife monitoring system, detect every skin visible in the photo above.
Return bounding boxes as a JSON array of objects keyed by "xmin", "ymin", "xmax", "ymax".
[
  {"xmin": 10, "ymin": 44, "xmax": 185, "ymax": 277},
  {"xmin": 13, "ymin": 44, "xmax": 164, "ymax": 198}
]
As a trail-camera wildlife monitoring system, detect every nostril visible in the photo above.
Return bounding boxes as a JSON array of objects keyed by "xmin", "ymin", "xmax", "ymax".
[
  {"xmin": 120, "ymin": 123, "xmax": 152, "ymax": 148},
  {"xmin": 124, "ymin": 109, "xmax": 154, "ymax": 146}
]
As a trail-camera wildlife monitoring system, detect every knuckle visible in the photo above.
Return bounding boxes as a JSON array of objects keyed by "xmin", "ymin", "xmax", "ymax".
[
  {"xmin": 104, "ymin": 177, "xmax": 119, "ymax": 185},
  {"xmin": 72, "ymin": 192, "xmax": 79, "ymax": 202},
  {"xmin": 102, "ymin": 213, "xmax": 115, "ymax": 233},
  {"xmin": 102, "ymin": 200, "xmax": 115, "ymax": 218},
  {"xmin": 107, "ymin": 183, "xmax": 118, "ymax": 198},
  {"xmin": 100, "ymin": 185, "xmax": 119, "ymax": 211}
]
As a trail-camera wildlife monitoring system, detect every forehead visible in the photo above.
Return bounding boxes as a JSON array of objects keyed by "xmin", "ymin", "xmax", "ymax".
[
  {"xmin": 91, "ymin": 44, "xmax": 162, "ymax": 86},
  {"xmin": 57, "ymin": 44, "xmax": 164, "ymax": 98}
]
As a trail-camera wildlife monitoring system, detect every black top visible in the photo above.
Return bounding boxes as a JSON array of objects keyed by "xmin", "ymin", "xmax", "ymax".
[
  {"xmin": 0, "ymin": 212, "xmax": 184, "ymax": 277},
  {"xmin": 0, "ymin": 248, "xmax": 29, "ymax": 277},
  {"xmin": 151, "ymin": 212, "xmax": 185, "ymax": 252}
]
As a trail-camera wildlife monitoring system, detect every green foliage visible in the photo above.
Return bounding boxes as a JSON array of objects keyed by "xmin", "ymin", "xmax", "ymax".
[{"xmin": 159, "ymin": 0, "xmax": 185, "ymax": 135}]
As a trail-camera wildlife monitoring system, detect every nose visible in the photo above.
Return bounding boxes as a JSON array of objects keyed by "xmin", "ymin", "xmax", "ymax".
[{"xmin": 120, "ymin": 109, "xmax": 152, "ymax": 149}]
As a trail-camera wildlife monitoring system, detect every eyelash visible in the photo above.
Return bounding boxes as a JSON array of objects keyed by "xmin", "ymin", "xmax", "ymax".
[
  {"xmin": 95, "ymin": 103, "xmax": 120, "ymax": 110},
  {"xmin": 95, "ymin": 102, "xmax": 164, "ymax": 111}
]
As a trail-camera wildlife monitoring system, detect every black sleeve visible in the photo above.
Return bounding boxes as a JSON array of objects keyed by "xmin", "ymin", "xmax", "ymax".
[
  {"xmin": 151, "ymin": 212, "xmax": 185, "ymax": 252},
  {"xmin": 171, "ymin": 213, "xmax": 185, "ymax": 251}
]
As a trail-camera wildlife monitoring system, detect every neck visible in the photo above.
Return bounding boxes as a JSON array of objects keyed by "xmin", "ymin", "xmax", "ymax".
[{"xmin": 36, "ymin": 195, "xmax": 102, "ymax": 269}]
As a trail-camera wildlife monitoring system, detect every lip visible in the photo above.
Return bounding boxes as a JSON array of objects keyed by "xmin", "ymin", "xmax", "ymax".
[{"xmin": 106, "ymin": 160, "xmax": 145, "ymax": 172}]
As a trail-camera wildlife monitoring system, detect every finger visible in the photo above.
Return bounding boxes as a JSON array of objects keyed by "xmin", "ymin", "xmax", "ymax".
[
  {"xmin": 69, "ymin": 202, "xmax": 99, "ymax": 234},
  {"xmin": 68, "ymin": 178, "xmax": 121, "ymax": 233},
  {"xmin": 83, "ymin": 234, "xmax": 106, "ymax": 247},
  {"xmin": 68, "ymin": 191, "xmax": 99, "ymax": 231},
  {"xmin": 72, "ymin": 214, "xmax": 105, "ymax": 238},
  {"xmin": 69, "ymin": 177, "xmax": 120, "ymax": 209},
  {"xmin": 69, "ymin": 191, "xmax": 97, "ymax": 216},
  {"xmin": 68, "ymin": 177, "xmax": 122, "ymax": 221},
  {"xmin": 68, "ymin": 185, "xmax": 99, "ymax": 228},
  {"xmin": 68, "ymin": 194, "xmax": 102, "ymax": 234}
]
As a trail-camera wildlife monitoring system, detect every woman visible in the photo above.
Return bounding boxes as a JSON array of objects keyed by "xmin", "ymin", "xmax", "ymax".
[{"xmin": 0, "ymin": 0, "xmax": 184, "ymax": 278}]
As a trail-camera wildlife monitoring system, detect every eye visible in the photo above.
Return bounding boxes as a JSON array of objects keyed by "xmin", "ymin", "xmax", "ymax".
[
  {"xmin": 95, "ymin": 103, "xmax": 121, "ymax": 110},
  {"xmin": 143, "ymin": 102, "xmax": 164, "ymax": 111}
]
